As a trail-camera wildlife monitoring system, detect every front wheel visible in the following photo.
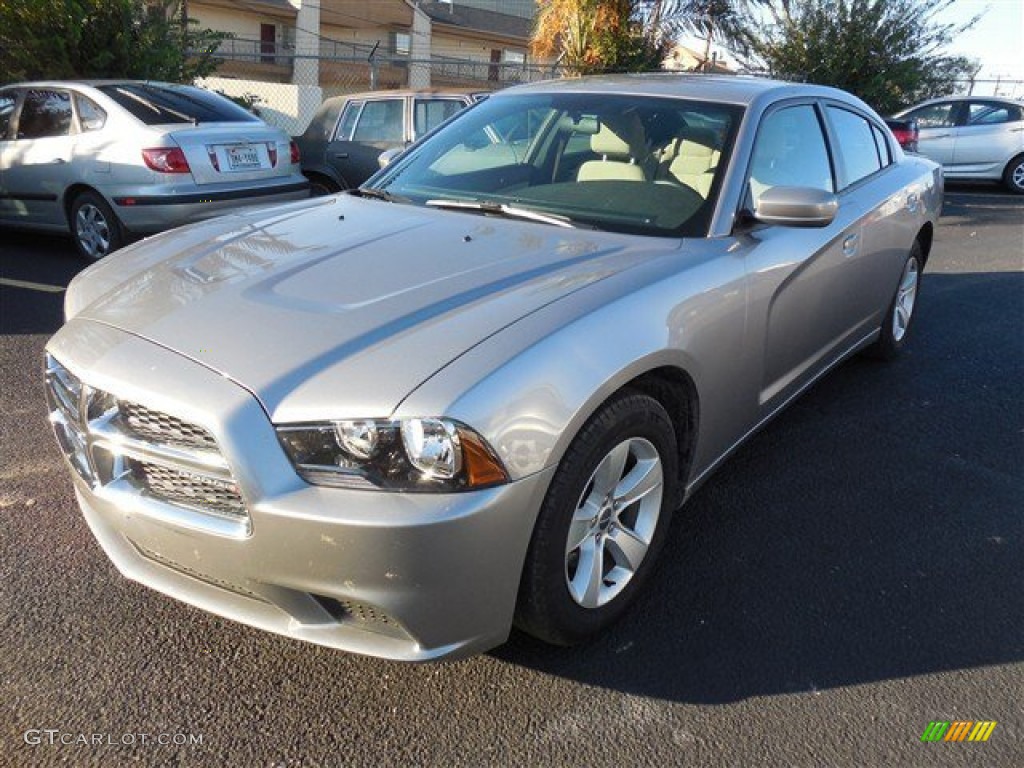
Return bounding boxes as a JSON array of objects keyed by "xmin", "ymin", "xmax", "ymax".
[
  {"xmin": 866, "ymin": 241, "xmax": 922, "ymax": 360},
  {"xmin": 1003, "ymin": 154, "xmax": 1024, "ymax": 195},
  {"xmin": 515, "ymin": 392, "xmax": 679, "ymax": 646},
  {"xmin": 70, "ymin": 190, "xmax": 123, "ymax": 260}
]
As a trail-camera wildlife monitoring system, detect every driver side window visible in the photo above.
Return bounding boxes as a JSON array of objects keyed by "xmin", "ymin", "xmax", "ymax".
[{"xmin": 748, "ymin": 105, "xmax": 833, "ymax": 208}]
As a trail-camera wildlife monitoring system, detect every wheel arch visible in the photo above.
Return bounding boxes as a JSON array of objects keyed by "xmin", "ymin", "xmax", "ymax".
[
  {"xmin": 302, "ymin": 164, "xmax": 348, "ymax": 191},
  {"xmin": 610, "ymin": 366, "xmax": 699, "ymax": 508},
  {"xmin": 915, "ymin": 221, "xmax": 934, "ymax": 267},
  {"xmin": 62, "ymin": 183, "xmax": 113, "ymax": 226}
]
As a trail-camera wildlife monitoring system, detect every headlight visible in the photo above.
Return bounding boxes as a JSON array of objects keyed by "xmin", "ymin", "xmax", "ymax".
[{"xmin": 276, "ymin": 418, "xmax": 508, "ymax": 492}]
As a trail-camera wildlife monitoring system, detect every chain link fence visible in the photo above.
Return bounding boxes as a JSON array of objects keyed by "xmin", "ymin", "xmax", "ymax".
[
  {"xmin": 194, "ymin": 43, "xmax": 1024, "ymax": 136},
  {"xmin": 195, "ymin": 44, "xmax": 566, "ymax": 135}
]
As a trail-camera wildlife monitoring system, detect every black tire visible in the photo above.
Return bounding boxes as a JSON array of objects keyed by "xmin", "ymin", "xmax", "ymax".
[
  {"xmin": 866, "ymin": 240, "xmax": 923, "ymax": 361},
  {"xmin": 69, "ymin": 190, "xmax": 123, "ymax": 261},
  {"xmin": 305, "ymin": 173, "xmax": 343, "ymax": 197},
  {"xmin": 1003, "ymin": 154, "xmax": 1024, "ymax": 195},
  {"xmin": 515, "ymin": 392, "xmax": 679, "ymax": 646}
]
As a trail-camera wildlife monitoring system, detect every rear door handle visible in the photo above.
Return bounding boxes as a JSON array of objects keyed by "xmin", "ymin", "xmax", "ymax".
[
  {"xmin": 842, "ymin": 233, "xmax": 860, "ymax": 257},
  {"xmin": 334, "ymin": 153, "xmax": 349, "ymax": 160}
]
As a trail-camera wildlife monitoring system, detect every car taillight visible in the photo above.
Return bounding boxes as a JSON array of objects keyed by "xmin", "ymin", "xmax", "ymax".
[
  {"xmin": 290, "ymin": 140, "xmax": 300, "ymax": 165},
  {"xmin": 142, "ymin": 147, "xmax": 191, "ymax": 174},
  {"xmin": 891, "ymin": 127, "xmax": 919, "ymax": 152}
]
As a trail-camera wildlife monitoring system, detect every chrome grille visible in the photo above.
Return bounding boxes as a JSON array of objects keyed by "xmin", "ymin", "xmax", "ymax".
[
  {"xmin": 45, "ymin": 353, "xmax": 249, "ymax": 535},
  {"xmin": 119, "ymin": 401, "xmax": 218, "ymax": 451}
]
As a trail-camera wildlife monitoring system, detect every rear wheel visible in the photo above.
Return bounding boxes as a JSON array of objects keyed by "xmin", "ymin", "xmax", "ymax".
[
  {"xmin": 306, "ymin": 173, "xmax": 343, "ymax": 197},
  {"xmin": 70, "ymin": 190, "xmax": 123, "ymax": 261},
  {"xmin": 1003, "ymin": 154, "xmax": 1024, "ymax": 195},
  {"xmin": 866, "ymin": 241, "xmax": 922, "ymax": 360},
  {"xmin": 515, "ymin": 392, "xmax": 678, "ymax": 646}
]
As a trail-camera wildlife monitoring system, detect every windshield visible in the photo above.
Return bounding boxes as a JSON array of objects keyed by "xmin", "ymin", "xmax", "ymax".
[
  {"xmin": 98, "ymin": 83, "xmax": 259, "ymax": 125},
  {"xmin": 372, "ymin": 92, "xmax": 743, "ymax": 237}
]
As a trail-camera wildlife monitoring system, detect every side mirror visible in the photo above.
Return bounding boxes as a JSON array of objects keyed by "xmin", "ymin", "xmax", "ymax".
[
  {"xmin": 754, "ymin": 186, "xmax": 838, "ymax": 228},
  {"xmin": 378, "ymin": 147, "xmax": 404, "ymax": 169}
]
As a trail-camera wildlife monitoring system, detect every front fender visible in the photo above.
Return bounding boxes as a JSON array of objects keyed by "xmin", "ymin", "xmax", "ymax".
[{"xmin": 393, "ymin": 241, "xmax": 751, "ymax": 485}]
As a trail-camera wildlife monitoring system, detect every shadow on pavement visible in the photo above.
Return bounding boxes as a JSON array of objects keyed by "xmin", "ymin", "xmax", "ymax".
[
  {"xmin": 0, "ymin": 230, "xmax": 85, "ymax": 335},
  {"xmin": 494, "ymin": 270, "xmax": 1023, "ymax": 704}
]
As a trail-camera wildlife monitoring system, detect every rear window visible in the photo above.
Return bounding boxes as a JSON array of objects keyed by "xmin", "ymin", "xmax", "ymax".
[{"xmin": 97, "ymin": 84, "xmax": 258, "ymax": 125}]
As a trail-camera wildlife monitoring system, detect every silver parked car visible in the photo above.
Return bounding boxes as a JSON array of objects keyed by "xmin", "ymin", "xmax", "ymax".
[
  {"xmin": 45, "ymin": 75, "xmax": 942, "ymax": 660},
  {"xmin": 893, "ymin": 96, "xmax": 1024, "ymax": 193},
  {"xmin": 0, "ymin": 81, "xmax": 310, "ymax": 259}
]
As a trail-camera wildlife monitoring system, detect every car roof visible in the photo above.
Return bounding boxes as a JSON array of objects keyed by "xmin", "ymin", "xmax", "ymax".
[
  {"xmin": 321, "ymin": 88, "xmax": 478, "ymax": 105},
  {"xmin": 492, "ymin": 73, "xmax": 859, "ymax": 107},
  {"xmin": 902, "ymin": 95, "xmax": 1024, "ymax": 109},
  {"xmin": 3, "ymin": 80, "xmax": 192, "ymax": 87}
]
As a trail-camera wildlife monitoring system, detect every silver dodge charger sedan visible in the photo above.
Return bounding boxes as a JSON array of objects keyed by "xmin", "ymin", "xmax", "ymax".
[{"xmin": 45, "ymin": 75, "xmax": 942, "ymax": 661}]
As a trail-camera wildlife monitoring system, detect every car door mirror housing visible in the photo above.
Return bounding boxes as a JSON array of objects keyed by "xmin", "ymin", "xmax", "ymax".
[
  {"xmin": 378, "ymin": 147, "xmax": 404, "ymax": 169},
  {"xmin": 754, "ymin": 186, "xmax": 839, "ymax": 228}
]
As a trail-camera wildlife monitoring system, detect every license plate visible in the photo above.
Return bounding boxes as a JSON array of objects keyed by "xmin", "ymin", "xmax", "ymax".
[{"xmin": 225, "ymin": 145, "xmax": 261, "ymax": 171}]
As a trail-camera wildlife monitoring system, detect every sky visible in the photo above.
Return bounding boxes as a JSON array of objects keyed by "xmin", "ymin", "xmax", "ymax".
[
  {"xmin": 680, "ymin": 0, "xmax": 1024, "ymax": 99},
  {"xmin": 936, "ymin": 0, "xmax": 1024, "ymax": 90}
]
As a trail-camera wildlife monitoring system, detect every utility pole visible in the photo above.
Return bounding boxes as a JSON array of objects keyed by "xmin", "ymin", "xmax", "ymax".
[{"xmin": 181, "ymin": 0, "xmax": 190, "ymax": 81}]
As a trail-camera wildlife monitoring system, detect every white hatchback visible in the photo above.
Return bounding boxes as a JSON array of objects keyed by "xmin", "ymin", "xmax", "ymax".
[
  {"xmin": 894, "ymin": 96, "xmax": 1024, "ymax": 193},
  {"xmin": 0, "ymin": 81, "xmax": 310, "ymax": 259}
]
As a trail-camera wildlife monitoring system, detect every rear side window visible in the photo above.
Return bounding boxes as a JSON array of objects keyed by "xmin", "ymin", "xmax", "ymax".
[
  {"xmin": 748, "ymin": 104, "xmax": 833, "ymax": 207},
  {"xmin": 870, "ymin": 123, "xmax": 891, "ymax": 167},
  {"xmin": 97, "ymin": 84, "xmax": 258, "ymax": 125},
  {"xmin": 74, "ymin": 94, "xmax": 107, "ymax": 132},
  {"xmin": 352, "ymin": 99, "xmax": 404, "ymax": 143},
  {"xmin": 18, "ymin": 89, "xmax": 73, "ymax": 139},
  {"xmin": 0, "ymin": 92, "xmax": 16, "ymax": 139},
  {"xmin": 413, "ymin": 99, "xmax": 465, "ymax": 138},
  {"xmin": 334, "ymin": 100, "xmax": 363, "ymax": 141},
  {"xmin": 827, "ymin": 106, "xmax": 883, "ymax": 188},
  {"xmin": 967, "ymin": 102, "xmax": 1022, "ymax": 125}
]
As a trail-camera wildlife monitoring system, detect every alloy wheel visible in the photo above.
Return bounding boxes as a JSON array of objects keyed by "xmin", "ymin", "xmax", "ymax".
[
  {"xmin": 892, "ymin": 256, "xmax": 919, "ymax": 342},
  {"xmin": 564, "ymin": 437, "xmax": 663, "ymax": 609},
  {"xmin": 75, "ymin": 203, "xmax": 111, "ymax": 259}
]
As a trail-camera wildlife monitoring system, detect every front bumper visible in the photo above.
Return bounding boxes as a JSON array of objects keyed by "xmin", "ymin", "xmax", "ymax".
[{"xmin": 46, "ymin": 320, "xmax": 553, "ymax": 661}]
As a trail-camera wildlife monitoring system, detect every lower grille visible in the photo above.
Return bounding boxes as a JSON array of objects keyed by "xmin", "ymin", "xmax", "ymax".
[
  {"xmin": 133, "ymin": 544, "xmax": 267, "ymax": 602},
  {"xmin": 130, "ymin": 460, "xmax": 246, "ymax": 519}
]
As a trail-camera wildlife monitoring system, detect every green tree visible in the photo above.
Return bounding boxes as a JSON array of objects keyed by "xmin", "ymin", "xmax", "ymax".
[
  {"xmin": 722, "ymin": 0, "xmax": 978, "ymax": 113},
  {"xmin": 532, "ymin": 0, "xmax": 687, "ymax": 74},
  {"xmin": 0, "ymin": 0, "xmax": 227, "ymax": 83}
]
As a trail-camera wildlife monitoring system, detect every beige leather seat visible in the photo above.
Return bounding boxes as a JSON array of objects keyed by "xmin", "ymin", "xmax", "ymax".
[
  {"xmin": 658, "ymin": 127, "xmax": 721, "ymax": 197},
  {"xmin": 577, "ymin": 124, "xmax": 646, "ymax": 182}
]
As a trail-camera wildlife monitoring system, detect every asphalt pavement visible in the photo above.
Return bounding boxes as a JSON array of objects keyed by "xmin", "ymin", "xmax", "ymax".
[{"xmin": 1, "ymin": 184, "xmax": 1022, "ymax": 767}]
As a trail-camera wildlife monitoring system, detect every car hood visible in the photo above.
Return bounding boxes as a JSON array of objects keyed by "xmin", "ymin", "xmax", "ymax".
[{"xmin": 71, "ymin": 196, "xmax": 679, "ymax": 422}]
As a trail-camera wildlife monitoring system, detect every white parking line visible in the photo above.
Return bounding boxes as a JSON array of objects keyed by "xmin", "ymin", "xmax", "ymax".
[{"xmin": 0, "ymin": 277, "xmax": 66, "ymax": 293}]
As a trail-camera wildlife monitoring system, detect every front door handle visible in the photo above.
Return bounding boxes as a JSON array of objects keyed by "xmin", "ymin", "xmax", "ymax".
[
  {"xmin": 842, "ymin": 233, "xmax": 860, "ymax": 257},
  {"xmin": 334, "ymin": 153, "xmax": 349, "ymax": 160}
]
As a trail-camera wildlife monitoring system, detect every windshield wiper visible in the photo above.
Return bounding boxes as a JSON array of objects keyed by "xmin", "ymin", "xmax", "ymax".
[
  {"xmin": 348, "ymin": 187, "xmax": 409, "ymax": 203},
  {"xmin": 425, "ymin": 199, "xmax": 581, "ymax": 229}
]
